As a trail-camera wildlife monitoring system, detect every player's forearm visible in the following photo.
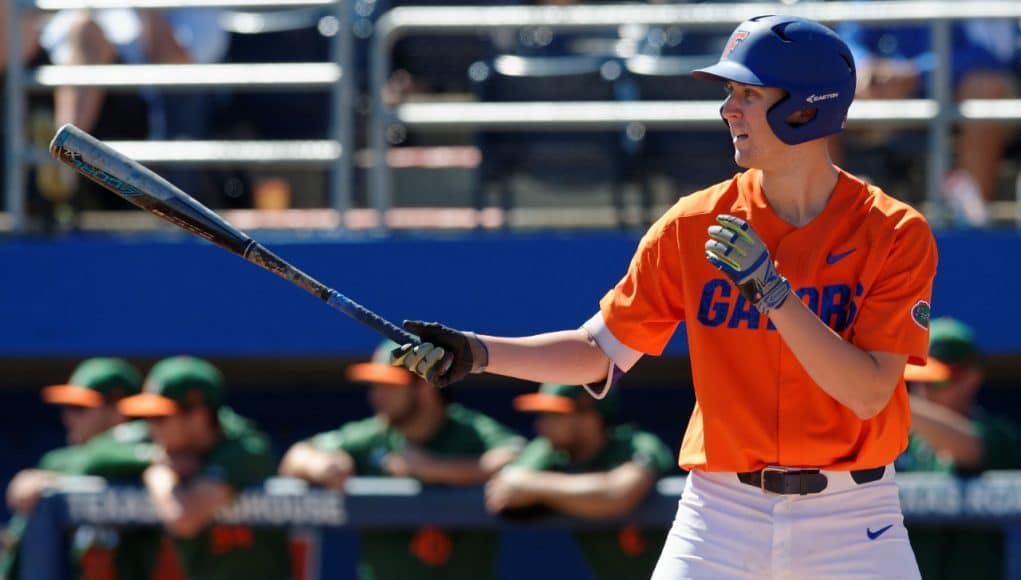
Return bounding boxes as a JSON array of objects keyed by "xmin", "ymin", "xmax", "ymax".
[
  {"xmin": 524, "ymin": 471, "xmax": 648, "ymax": 519},
  {"xmin": 768, "ymin": 295, "xmax": 901, "ymax": 419},
  {"xmin": 908, "ymin": 395, "xmax": 984, "ymax": 468},
  {"xmin": 279, "ymin": 444, "xmax": 353, "ymax": 483},
  {"xmin": 479, "ymin": 446, "xmax": 521, "ymax": 477},
  {"xmin": 410, "ymin": 456, "xmax": 495, "ymax": 486},
  {"xmin": 481, "ymin": 329, "xmax": 610, "ymax": 385}
]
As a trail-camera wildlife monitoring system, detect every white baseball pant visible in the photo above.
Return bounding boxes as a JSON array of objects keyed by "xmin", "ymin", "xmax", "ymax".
[{"xmin": 651, "ymin": 465, "xmax": 920, "ymax": 579}]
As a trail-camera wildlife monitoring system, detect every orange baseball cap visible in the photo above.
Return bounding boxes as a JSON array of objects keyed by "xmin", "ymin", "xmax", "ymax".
[
  {"xmin": 42, "ymin": 358, "xmax": 142, "ymax": 408},
  {"xmin": 119, "ymin": 356, "xmax": 225, "ymax": 417},
  {"xmin": 346, "ymin": 340, "xmax": 416, "ymax": 386}
]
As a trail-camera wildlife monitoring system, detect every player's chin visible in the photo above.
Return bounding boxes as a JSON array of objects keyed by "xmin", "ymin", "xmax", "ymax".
[{"xmin": 733, "ymin": 151, "xmax": 753, "ymax": 169}]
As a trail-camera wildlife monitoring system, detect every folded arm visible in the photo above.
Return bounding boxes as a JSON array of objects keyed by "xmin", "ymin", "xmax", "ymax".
[
  {"xmin": 908, "ymin": 394, "xmax": 984, "ymax": 469},
  {"xmin": 769, "ymin": 298, "xmax": 907, "ymax": 419},
  {"xmin": 143, "ymin": 464, "xmax": 234, "ymax": 538},
  {"xmin": 486, "ymin": 463, "xmax": 657, "ymax": 519},
  {"xmin": 384, "ymin": 445, "xmax": 519, "ymax": 486},
  {"xmin": 278, "ymin": 442, "xmax": 354, "ymax": 490}
]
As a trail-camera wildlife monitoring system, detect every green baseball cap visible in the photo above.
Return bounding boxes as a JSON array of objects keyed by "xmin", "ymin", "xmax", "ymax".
[
  {"xmin": 42, "ymin": 358, "xmax": 142, "ymax": 408},
  {"xmin": 346, "ymin": 340, "xmax": 416, "ymax": 386},
  {"xmin": 119, "ymin": 356, "xmax": 225, "ymax": 417},
  {"xmin": 513, "ymin": 383, "xmax": 619, "ymax": 418},
  {"xmin": 904, "ymin": 317, "xmax": 979, "ymax": 383}
]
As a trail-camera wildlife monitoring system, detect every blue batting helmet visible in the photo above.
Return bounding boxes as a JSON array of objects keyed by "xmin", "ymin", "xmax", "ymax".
[{"xmin": 693, "ymin": 15, "xmax": 856, "ymax": 145}]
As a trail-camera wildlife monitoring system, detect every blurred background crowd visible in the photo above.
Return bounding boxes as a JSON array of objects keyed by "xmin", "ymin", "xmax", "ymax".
[
  {"xmin": 3, "ymin": 0, "xmax": 1021, "ymax": 231},
  {"xmin": 4, "ymin": 0, "xmax": 1021, "ymax": 578}
]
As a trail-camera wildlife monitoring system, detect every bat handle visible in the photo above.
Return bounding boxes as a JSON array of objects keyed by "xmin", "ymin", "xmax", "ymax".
[{"xmin": 326, "ymin": 290, "xmax": 421, "ymax": 346}]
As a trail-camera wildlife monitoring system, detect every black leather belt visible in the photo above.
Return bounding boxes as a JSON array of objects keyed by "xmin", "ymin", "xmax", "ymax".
[{"xmin": 737, "ymin": 465, "xmax": 886, "ymax": 495}]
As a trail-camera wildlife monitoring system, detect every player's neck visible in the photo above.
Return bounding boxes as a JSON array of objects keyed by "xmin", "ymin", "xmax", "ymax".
[
  {"xmin": 569, "ymin": 427, "xmax": 608, "ymax": 464},
  {"xmin": 759, "ymin": 158, "xmax": 839, "ymax": 228}
]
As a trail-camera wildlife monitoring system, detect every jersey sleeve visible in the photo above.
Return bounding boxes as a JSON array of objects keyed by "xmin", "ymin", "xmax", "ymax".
[
  {"xmin": 307, "ymin": 419, "xmax": 390, "ymax": 476},
  {"xmin": 851, "ymin": 214, "xmax": 938, "ymax": 364},
  {"xmin": 308, "ymin": 419, "xmax": 375, "ymax": 453},
  {"xmin": 37, "ymin": 446, "xmax": 78, "ymax": 472},
  {"xmin": 73, "ymin": 440, "xmax": 154, "ymax": 480},
  {"xmin": 509, "ymin": 438, "xmax": 561, "ymax": 472},
  {"xmin": 40, "ymin": 424, "xmax": 155, "ymax": 480},
  {"xmin": 599, "ymin": 216, "xmax": 687, "ymax": 355},
  {"xmin": 308, "ymin": 427, "xmax": 348, "ymax": 452}
]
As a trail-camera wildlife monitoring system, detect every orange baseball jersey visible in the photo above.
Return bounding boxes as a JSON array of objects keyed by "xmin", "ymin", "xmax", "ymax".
[{"xmin": 599, "ymin": 168, "xmax": 938, "ymax": 473}]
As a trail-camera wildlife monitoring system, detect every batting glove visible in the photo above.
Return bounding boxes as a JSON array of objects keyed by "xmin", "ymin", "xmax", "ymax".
[
  {"xmin": 390, "ymin": 321, "xmax": 489, "ymax": 387},
  {"xmin": 705, "ymin": 214, "xmax": 790, "ymax": 314}
]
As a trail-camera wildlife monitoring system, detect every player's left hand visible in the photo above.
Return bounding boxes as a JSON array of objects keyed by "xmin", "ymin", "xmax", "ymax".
[
  {"xmin": 705, "ymin": 214, "xmax": 790, "ymax": 314},
  {"xmin": 390, "ymin": 321, "xmax": 488, "ymax": 387}
]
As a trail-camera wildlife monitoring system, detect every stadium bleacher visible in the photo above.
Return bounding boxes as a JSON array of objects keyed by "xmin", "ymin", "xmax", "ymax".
[{"xmin": 4, "ymin": 1, "xmax": 1021, "ymax": 578}]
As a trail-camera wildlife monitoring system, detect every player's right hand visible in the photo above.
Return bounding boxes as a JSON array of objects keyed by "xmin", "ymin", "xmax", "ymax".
[{"xmin": 390, "ymin": 321, "xmax": 489, "ymax": 387}]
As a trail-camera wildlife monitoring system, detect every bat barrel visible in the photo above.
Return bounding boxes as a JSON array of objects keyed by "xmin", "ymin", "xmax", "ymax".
[
  {"xmin": 48, "ymin": 124, "xmax": 417, "ymax": 348},
  {"xmin": 49, "ymin": 124, "xmax": 252, "ymax": 255}
]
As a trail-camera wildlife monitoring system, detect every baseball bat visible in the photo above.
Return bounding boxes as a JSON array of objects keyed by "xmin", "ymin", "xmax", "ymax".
[{"xmin": 49, "ymin": 123, "xmax": 419, "ymax": 346}]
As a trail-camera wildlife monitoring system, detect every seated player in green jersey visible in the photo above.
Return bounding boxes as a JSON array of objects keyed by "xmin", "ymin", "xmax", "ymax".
[
  {"xmin": 118, "ymin": 356, "xmax": 292, "ymax": 580},
  {"xmin": 486, "ymin": 383, "xmax": 676, "ymax": 580},
  {"xmin": 2, "ymin": 357, "xmax": 163, "ymax": 580},
  {"xmin": 900, "ymin": 318, "xmax": 1020, "ymax": 580},
  {"xmin": 279, "ymin": 340, "xmax": 524, "ymax": 580}
]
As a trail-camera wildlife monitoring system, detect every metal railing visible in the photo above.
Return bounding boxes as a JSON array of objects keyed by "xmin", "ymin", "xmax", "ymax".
[
  {"xmin": 4, "ymin": 0, "xmax": 354, "ymax": 232},
  {"xmin": 19, "ymin": 472, "xmax": 1021, "ymax": 579},
  {"xmin": 8, "ymin": 1, "xmax": 1021, "ymax": 232},
  {"xmin": 370, "ymin": 1, "xmax": 1021, "ymax": 230}
]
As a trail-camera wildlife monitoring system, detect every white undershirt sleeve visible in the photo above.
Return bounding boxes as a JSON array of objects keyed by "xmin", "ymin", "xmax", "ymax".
[{"xmin": 580, "ymin": 312, "xmax": 644, "ymax": 400}]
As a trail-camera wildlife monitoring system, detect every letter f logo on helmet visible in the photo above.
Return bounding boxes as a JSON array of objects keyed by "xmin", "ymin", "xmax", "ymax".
[
  {"xmin": 721, "ymin": 31, "xmax": 749, "ymax": 60},
  {"xmin": 692, "ymin": 15, "xmax": 857, "ymax": 145}
]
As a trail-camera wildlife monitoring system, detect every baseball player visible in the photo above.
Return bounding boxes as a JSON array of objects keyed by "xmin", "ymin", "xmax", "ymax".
[
  {"xmin": 279, "ymin": 340, "xmax": 524, "ymax": 580},
  {"xmin": 900, "ymin": 317, "xmax": 1019, "ymax": 580},
  {"xmin": 2, "ymin": 358, "xmax": 161, "ymax": 580},
  {"xmin": 487, "ymin": 383, "xmax": 675, "ymax": 580},
  {"xmin": 392, "ymin": 15, "xmax": 937, "ymax": 579},
  {"xmin": 117, "ymin": 356, "xmax": 291, "ymax": 580}
]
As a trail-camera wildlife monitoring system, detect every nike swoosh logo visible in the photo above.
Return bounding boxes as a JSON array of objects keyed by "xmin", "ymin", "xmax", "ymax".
[
  {"xmin": 866, "ymin": 524, "xmax": 893, "ymax": 540},
  {"xmin": 826, "ymin": 248, "xmax": 856, "ymax": 264}
]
